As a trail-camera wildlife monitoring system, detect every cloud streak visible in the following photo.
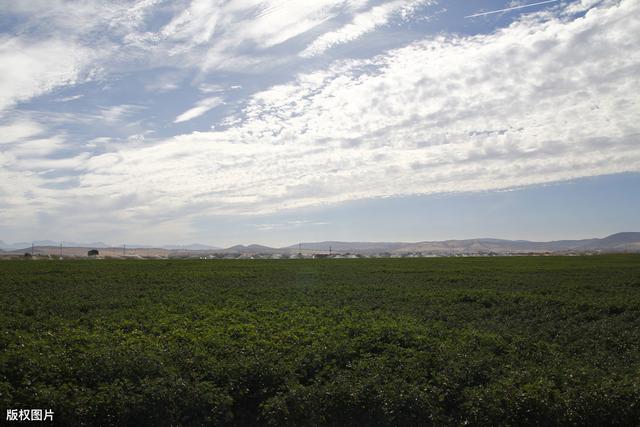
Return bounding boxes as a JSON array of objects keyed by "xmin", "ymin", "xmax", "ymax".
[
  {"xmin": 301, "ymin": 0, "xmax": 431, "ymax": 57},
  {"xmin": 465, "ymin": 0, "xmax": 560, "ymax": 18},
  {"xmin": 174, "ymin": 97, "xmax": 224, "ymax": 123}
]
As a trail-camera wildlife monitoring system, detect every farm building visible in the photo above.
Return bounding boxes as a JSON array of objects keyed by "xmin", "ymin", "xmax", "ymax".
[{"xmin": 87, "ymin": 249, "xmax": 99, "ymax": 257}]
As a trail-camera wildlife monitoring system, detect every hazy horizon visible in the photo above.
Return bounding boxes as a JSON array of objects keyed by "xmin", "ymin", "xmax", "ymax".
[{"xmin": 3, "ymin": 173, "xmax": 639, "ymax": 248}]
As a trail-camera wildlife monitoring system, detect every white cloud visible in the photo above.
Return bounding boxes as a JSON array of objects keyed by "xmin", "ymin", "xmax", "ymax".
[
  {"xmin": 86, "ymin": 137, "xmax": 116, "ymax": 147},
  {"xmin": 18, "ymin": 153, "xmax": 91, "ymax": 171},
  {"xmin": 254, "ymin": 220, "xmax": 329, "ymax": 231},
  {"xmin": 0, "ymin": 0, "xmax": 400, "ymax": 101},
  {"xmin": 0, "ymin": 0, "xmax": 162, "ymax": 114},
  {"xmin": 0, "ymin": 37, "xmax": 94, "ymax": 112},
  {"xmin": 98, "ymin": 105, "xmax": 145, "ymax": 123},
  {"xmin": 0, "ymin": 119, "xmax": 82, "ymax": 170},
  {"xmin": 144, "ymin": 71, "xmax": 185, "ymax": 93},
  {"xmin": 0, "ymin": 0, "xmax": 160, "ymax": 37},
  {"xmin": 124, "ymin": 0, "xmax": 380, "ymax": 71},
  {"xmin": 0, "ymin": 119, "xmax": 44, "ymax": 144},
  {"xmin": 199, "ymin": 83, "xmax": 226, "ymax": 93},
  {"xmin": 564, "ymin": 0, "xmax": 604, "ymax": 14},
  {"xmin": 301, "ymin": 0, "xmax": 431, "ymax": 57},
  {"xmin": 199, "ymin": 83, "xmax": 243, "ymax": 93},
  {"xmin": 55, "ymin": 94, "xmax": 84, "ymax": 102},
  {"xmin": 160, "ymin": 0, "xmax": 220, "ymax": 49},
  {"xmin": 0, "ymin": 0, "xmax": 162, "ymax": 110},
  {"xmin": 60, "ymin": 0, "xmax": 638, "ymax": 219},
  {"xmin": 174, "ymin": 97, "xmax": 224, "ymax": 123},
  {"xmin": 6, "ymin": 137, "xmax": 66, "ymax": 157}
]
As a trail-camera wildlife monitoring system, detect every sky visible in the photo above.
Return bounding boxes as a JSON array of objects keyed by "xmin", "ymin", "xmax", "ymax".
[{"xmin": 0, "ymin": 0, "xmax": 638, "ymax": 247}]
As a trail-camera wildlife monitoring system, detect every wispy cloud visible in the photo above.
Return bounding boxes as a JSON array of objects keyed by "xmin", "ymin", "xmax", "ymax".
[
  {"xmin": 199, "ymin": 84, "xmax": 243, "ymax": 94},
  {"xmin": 301, "ymin": 0, "xmax": 431, "ymax": 57},
  {"xmin": 0, "ymin": 119, "xmax": 44, "ymax": 144},
  {"xmin": 0, "ymin": 37, "xmax": 95, "ymax": 112},
  {"xmin": 144, "ymin": 71, "xmax": 185, "ymax": 93},
  {"xmin": 174, "ymin": 97, "xmax": 224, "ymax": 123},
  {"xmin": 254, "ymin": 220, "xmax": 331, "ymax": 231},
  {"xmin": 54, "ymin": 94, "xmax": 84, "ymax": 102},
  {"xmin": 123, "ymin": 0, "xmax": 387, "ymax": 71},
  {"xmin": 98, "ymin": 104, "xmax": 145, "ymax": 123}
]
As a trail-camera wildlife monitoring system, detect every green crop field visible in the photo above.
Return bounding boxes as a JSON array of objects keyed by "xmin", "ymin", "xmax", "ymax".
[{"xmin": 1, "ymin": 256, "xmax": 640, "ymax": 426}]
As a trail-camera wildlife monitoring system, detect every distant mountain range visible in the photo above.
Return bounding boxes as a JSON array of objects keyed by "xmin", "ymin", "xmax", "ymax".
[
  {"xmin": 0, "ymin": 240, "xmax": 112, "ymax": 250},
  {"xmin": 283, "ymin": 233, "xmax": 640, "ymax": 254},
  {"xmin": 160, "ymin": 244, "xmax": 222, "ymax": 251},
  {"xmin": 0, "ymin": 241, "xmax": 220, "ymax": 252},
  {"xmin": 1, "ymin": 233, "xmax": 639, "ymax": 255}
]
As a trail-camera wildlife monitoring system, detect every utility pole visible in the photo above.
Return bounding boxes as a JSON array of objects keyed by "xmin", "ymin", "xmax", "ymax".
[
  {"xmin": 329, "ymin": 245, "xmax": 332, "ymax": 255},
  {"xmin": 32, "ymin": 242, "xmax": 34, "ymax": 256},
  {"xmin": 59, "ymin": 242, "xmax": 62, "ymax": 258},
  {"xmin": 123, "ymin": 244, "xmax": 126, "ymax": 256}
]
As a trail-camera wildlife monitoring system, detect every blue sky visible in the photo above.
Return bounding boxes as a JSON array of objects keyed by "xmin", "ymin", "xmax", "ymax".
[{"xmin": 0, "ymin": 0, "xmax": 638, "ymax": 246}]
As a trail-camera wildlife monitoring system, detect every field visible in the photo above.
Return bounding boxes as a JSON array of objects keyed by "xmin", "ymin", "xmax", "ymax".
[{"xmin": 1, "ymin": 256, "xmax": 640, "ymax": 426}]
